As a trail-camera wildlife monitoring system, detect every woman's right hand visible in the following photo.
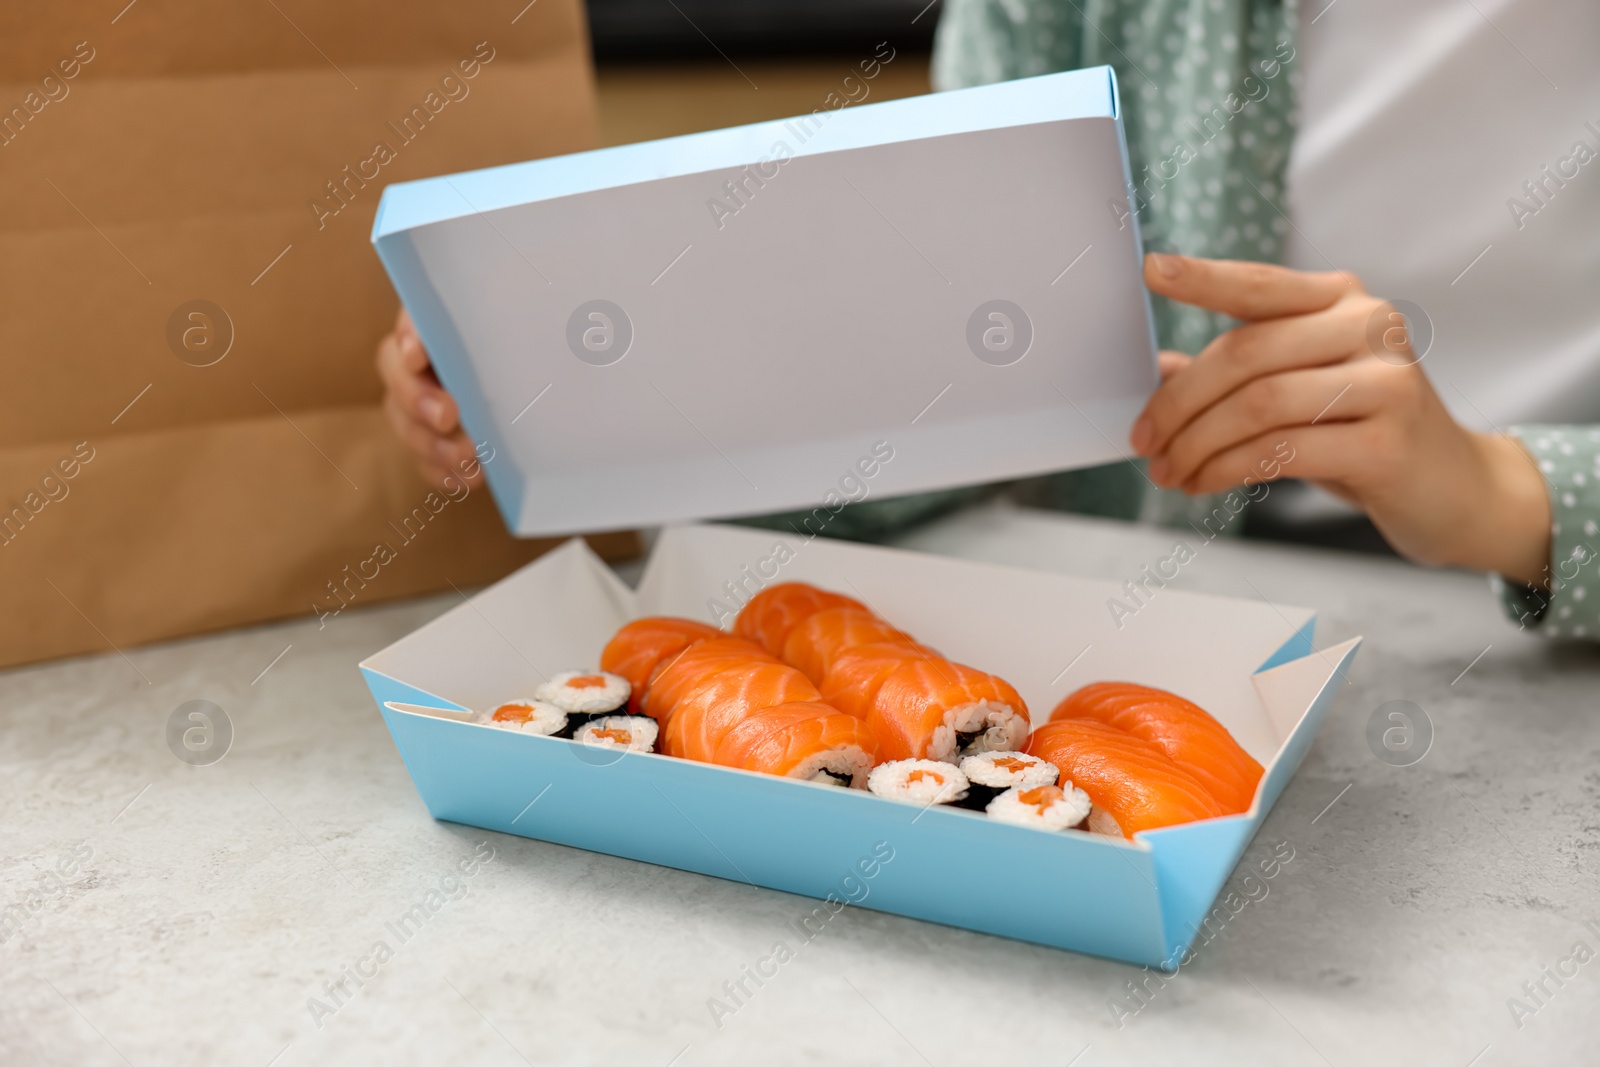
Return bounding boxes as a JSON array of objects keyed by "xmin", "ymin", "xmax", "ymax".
[{"xmin": 375, "ymin": 306, "xmax": 484, "ymax": 489}]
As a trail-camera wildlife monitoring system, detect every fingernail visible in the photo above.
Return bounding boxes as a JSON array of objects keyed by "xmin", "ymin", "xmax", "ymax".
[
  {"xmin": 1148, "ymin": 456, "xmax": 1170, "ymax": 484},
  {"xmin": 1130, "ymin": 416, "xmax": 1153, "ymax": 454},
  {"xmin": 418, "ymin": 394, "xmax": 445, "ymax": 429},
  {"xmin": 1149, "ymin": 252, "xmax": 1182, "ymax": 279}
]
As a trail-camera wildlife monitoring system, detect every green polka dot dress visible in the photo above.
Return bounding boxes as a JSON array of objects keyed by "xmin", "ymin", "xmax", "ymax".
[{"xmin": 937, "ymin": 0, "xmax": 1303, "ymax": 528}]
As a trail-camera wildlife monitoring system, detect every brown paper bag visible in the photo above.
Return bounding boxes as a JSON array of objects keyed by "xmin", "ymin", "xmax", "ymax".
[{"xmin": 0, "ymin": 0, "xmax": 636, "ymax": 671}]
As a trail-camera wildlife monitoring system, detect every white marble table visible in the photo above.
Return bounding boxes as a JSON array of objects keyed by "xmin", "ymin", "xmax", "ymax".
[{"xmin": 3, "ymin": 503, "xmax": 1595, "ymax": 1066}]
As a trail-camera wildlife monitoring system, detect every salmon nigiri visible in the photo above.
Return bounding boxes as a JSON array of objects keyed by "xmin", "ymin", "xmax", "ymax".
[
  {"xmin": 712, "ymin": 701, "xmax": 879, "ymax": 787},
  {"xmin": 867, "ymin": 659, "xmax": 1029, "ymax": 762},
  {"xmin": 1051, "ymin": 682, "xmax": 1263, "ymax": 814},
  {"xmin": 818, "ymin": 641, "xmax": 938, "ymax": 719},
  {"xmin": 733, "ymin": 582, "xmax": 865, "ymax": 656},
  {"xmin": 1025, "ymin": 719, "xmax": 1226, "ymax": 837},
  {"xmin": 600, "ymin": 617, "xmax": 722, "ymax": 714},
  {"xmin": 665, "ymin": 661, "xmax": 822, "ymax": 761},
  {"xmin": 643, "ymin": 637, "xmax": 775, "ymax": 722},
  {"xmin": 781, "ymin": 607, "xmax": 911, "ymax": 685}
]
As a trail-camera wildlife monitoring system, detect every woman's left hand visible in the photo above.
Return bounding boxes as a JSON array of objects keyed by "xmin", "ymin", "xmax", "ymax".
[{"xmin": 1132, "ymin": 252, "xmax": 1551, "ymax": 586}]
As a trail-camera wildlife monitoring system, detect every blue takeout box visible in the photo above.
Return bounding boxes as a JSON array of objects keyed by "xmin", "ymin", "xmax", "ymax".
[{"xmin": 359, "ymin": 526, "xmax": 1359, "ymax": 967}]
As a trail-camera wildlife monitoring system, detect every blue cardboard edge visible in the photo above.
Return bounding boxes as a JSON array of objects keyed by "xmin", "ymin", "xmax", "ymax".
[{"xmin": 371, "ymin": 66, "xmax": 1119, "ymax": 238}]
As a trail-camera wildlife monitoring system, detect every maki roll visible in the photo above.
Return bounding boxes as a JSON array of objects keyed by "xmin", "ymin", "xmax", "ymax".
[
  {"xmin": 986, "ymin": 784, "xmax": 1092, "ymax": 832},
  {"xmin": 955, "ymin": 751, "xmax": 1059, "ymax": 811},
  {"xmin": 483, "ymin": 699, "xmax": 568, "ymax": 737},
  {"xmin": 535, "ymin": 670, "xmax": 631, "ymax": 733},
  {"xmin": 866, "ymin": 759, "xmax": 970, "ymax": 808},
  {"xmin": 574, "ymin": 714, "xmax": 659, "ymax": 753}
]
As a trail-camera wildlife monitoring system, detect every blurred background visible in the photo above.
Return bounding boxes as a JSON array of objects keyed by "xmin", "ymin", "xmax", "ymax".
[{"xmin": 587, "ymin": 0, "xmax": 934, "ymax": 145}]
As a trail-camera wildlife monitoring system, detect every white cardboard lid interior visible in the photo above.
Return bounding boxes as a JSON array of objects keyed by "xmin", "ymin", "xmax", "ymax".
[{"xmin": 373, "ymin": 67, "xmax": 1158, "ymax": 536}]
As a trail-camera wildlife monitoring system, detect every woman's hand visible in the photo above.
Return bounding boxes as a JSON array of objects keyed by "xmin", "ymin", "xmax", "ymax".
[
  {"xmin": 375, "ymin": 307, "xmax": 484, "ymax": 489},
  {"xmin": 1133, "ymin": 253, "xmax": 1552, "ymax": 586}
]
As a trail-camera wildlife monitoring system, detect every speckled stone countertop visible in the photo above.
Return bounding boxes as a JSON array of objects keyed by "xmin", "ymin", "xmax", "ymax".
[{"xmin": 2, "ymin": 503, "xmax": 1596, "ymax": 1066}]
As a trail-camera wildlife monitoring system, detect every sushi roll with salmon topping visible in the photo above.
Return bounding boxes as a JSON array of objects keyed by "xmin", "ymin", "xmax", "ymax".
[
  {"xmin": 642, "ymin": 637, "xmax": 778, "ymax": 723},
  {"xmin": 600, "ymin": 617, "xmax": 722, "ymax": 714},
  {"xmin": 712, "ymin": 701, "xmax": 879, "ymax": 787},
  {"xmin": 867, "ymin": 659, "xmax": 1030, "ymax": 763},
  {"xmin": 574, "ymin": 714, "xmax": 659, "ymax": 753},
  {"xmin": 956, "ymin": 751, "xmax": 1059, "ymax": 811},
  {"xmin": 484, "ymin": 699, "xmax": 567, "ymax": 737},
  {"xmin": 781, "ymin": 607, "xmax": 912, "ymax": 686},
  {"xmin": 1026, "ymin": 719, "xmax": 1226, "ymax": 838},
  {"xmin": 1050, "ymin": 682, "xmax": 1264, "ymax": 814},
  {"xmin": 733, "ymin": 582, "xmax": 865, "ymax": 657},
  {"xmin": 535, "ymin": 670, "xmax": 631, "ymax": 719},
  {"xmin": 986, "ymin": 784, "xmax": 1092, "ymax": 832},
  {"xmin": 818, "ymin": 641, "xmax": 941, "ymax": 719},
  {"xmin": 663, "ymin": 659, "xmax": 822, "ymax": 760},
  {"xmin": 867, "ymin": 759, "xmax": 970, "ymax": 807}
]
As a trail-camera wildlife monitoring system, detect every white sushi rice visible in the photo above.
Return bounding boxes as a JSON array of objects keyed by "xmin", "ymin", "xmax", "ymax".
[
  {"xmin": 535, "ymin": 670, "xmax": 631, "ymax": 715},
  {"xmin": 986, "ymin": 783, "xmax": 1092, "ymax": 832},
  {"xmin": 958, "ymin": 751, "xmax": 1059, "ymax": 790},
  {"xmin": 575, "ymin": 715, "xmax": 658, "ymax": 752},
  {"xmin": 793, "ymin": 747, "xmax": 875, "ymax": 789},
  {"xmin": 927, "ymin": 701, "xmax": 1030, "ymax": 761},
  {"xmin": 867, "ymin": 759, "xmax": 970, "ymax": 806},
  {"xmin": 483, "ymin": 699, "xmax": 567, "ymax": 736},
  {"xmin": 1087, "ymin": 804, "xmax": 1125, "ymax": 838}
]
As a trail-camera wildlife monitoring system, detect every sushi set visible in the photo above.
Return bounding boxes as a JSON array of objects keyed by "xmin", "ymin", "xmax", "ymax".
[
  {"xmin": 363, "ymin": 59, "xmax": 1358, "ymax": 966},
  {"xmin": 360, "ymin": 524, "xmax": 1360, "ymax": 966},
  {"xmin": 477, "ymin": 581, "xmax": 1268, "ymax": 843}
]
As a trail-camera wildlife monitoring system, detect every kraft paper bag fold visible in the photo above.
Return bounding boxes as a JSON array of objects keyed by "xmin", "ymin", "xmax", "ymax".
[{"xmin": 0, "ymin": 0, "xmax": 637, "ymax": 670}]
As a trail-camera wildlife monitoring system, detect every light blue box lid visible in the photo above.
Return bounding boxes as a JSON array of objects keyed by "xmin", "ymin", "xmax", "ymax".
[{"xmin": 371, "ymin": 65, "xmax": 1159, "ymax": 537}]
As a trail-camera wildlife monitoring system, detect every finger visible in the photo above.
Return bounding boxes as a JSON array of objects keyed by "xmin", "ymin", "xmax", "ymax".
[
  {"xmin": 420, "ymin": 437, "xmax": 486, "ymax": 490},
  {"xmin": 396, "ymin": 305, "xmax": 415, "ymax": 336},
  {"xmin": 1152, "ymin": 363, "xmax": 1382, "ymax": 489},
  {"xmin": 1180, "ymin": 423, "xmax": 1370, "ymax": 496},
  {"xmin": 376, "ymin": 326, "xmax": 429, "ymax": 383},
  {"xmin": 379, "ymin": 338, "xmax": 458, "ymax": 434},
  {"xmin": 1135, "ymin": 296, "xmax": 1373, "ymax": 456},
  {"xmin": 383, "ymin": 392, "xmax": 449, "ymax": 464},
  {"xmin": 1157, "ymin": 350, "xmax": 1191, "ymax": 382},
  {"xmin": 1145, "ymin": 253, "xmax": 1354, "ymax": 322},
  {"xmin": 384, "ymin": 394, "xmax": 484, "ymax": 490},
  {"xmin": 432, "ymin": 431, "xmax": 480, "ymax": 482}
]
